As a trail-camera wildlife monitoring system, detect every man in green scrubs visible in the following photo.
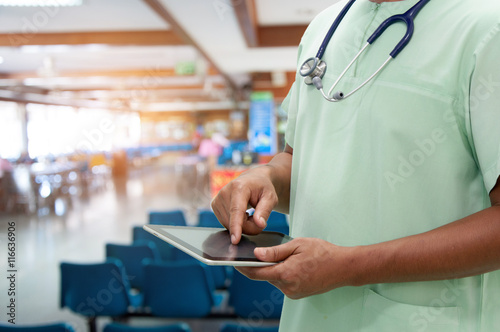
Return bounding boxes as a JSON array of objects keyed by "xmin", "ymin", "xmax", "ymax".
[{"xmin": 211, "ymin": 0, "xmax": 500, "ymax": 330}]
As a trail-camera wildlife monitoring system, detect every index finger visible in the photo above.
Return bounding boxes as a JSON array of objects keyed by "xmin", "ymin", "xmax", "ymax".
[{"xmin": 228, "ymin": 189, "xmax": 252, "ymax": 244}]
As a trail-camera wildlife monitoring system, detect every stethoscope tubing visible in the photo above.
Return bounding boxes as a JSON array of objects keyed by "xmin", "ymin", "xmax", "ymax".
[{"xmin": 316, "ymin": 0, "xmax": 357, "ymax": 59}]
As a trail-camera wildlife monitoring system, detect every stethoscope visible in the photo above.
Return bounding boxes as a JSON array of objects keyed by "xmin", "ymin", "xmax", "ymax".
[{"xmin": 300, "ymin": 0, "xmax": 431, "ymax": 102}]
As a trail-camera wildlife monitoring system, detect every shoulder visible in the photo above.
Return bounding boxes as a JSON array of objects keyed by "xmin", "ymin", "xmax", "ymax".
[
  {"xmin": 424, "ymin": 0, "xmax": 500, "ymax": 55},
  {"xmin": 439, "ymin": 0, "xmax": 500, "ymax": 33}
]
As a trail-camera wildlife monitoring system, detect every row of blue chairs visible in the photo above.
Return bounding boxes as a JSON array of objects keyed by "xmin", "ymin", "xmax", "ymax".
[
  {"xmin": 59, "ymin": 209, "xmax": 286, "ymax": 332},
  {"xmin": 104, "ymin": 240, "xmax": 284, "ymax": 317},
  {"xmin": 59, "ymin": 258, "xmax": 228, "ymax": 331},
  {"xmin": 0, "ymin": 322, "xmax": 278, "ymax": 332},
  {"xmin": 134, "ymin": 209, "xmax": 287, "ymax": 318}
]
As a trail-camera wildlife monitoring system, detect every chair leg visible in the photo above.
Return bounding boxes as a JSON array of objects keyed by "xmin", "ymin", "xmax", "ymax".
[{"xmin": 87, "ymin": 317, "xmax": 97, "ymax": 332}]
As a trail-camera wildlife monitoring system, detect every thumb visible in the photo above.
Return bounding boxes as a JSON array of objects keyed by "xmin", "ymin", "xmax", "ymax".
[{"xmin": 254, "ymin": 241, "xmax": 297, "ymax": 263}]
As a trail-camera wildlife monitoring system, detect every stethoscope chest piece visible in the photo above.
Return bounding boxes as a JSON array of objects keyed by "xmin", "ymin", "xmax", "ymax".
[{"xmin": 300, "ymin": 57, "xmax": 327, "ymax": 85}]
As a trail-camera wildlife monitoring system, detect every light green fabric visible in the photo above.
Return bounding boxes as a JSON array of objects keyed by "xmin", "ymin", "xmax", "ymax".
[{"xmin": 280, "ymin": 0, "xmax": 500, "ymax": 331}]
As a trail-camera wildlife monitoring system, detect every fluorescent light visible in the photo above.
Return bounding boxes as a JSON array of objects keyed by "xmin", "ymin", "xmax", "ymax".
[{"xmin": 0, "ymin": 0, "xmax": 82, "ymax": 6}]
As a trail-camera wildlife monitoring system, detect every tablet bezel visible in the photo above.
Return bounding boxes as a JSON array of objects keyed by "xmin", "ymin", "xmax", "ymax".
[{"xmin": 143, "ymin": 224, "xmax": 292, "ymax": 267}]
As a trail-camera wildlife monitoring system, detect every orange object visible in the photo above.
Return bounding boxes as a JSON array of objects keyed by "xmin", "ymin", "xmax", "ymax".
[{"xmin": 210, "ymin": 168, "xmax": 246, "ymax": 198}]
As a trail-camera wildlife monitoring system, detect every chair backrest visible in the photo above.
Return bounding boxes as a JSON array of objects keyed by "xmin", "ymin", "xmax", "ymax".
[
  {"xmin": 228, "ymin": 268, "xmax": 283, "ymax": 319},
  {"xmin": 105, "ymin": 241, "xmax": 160, "ymax": 290},
  {"xmin": 132, "ymin": 226, "xmax": 175, "ymax": 261},
  {"xmin": 103, "ymin": 323, "xmax": 191, "ymax": 332},
  {"xmin": 219, "ymin": 324, "xmax": 279, "ymax": 332},
  {"xmin": 142, "ymin": 260, "xmax": 215, "ymax": 317},
  {"xmin": 265, "ymin": 212, "xmax": 289, "ymax": 235},
  {"xmin": 198, "ymin": 209, "xmax": 223, "ymax": 228},
  {"xmin": 0, "ymin": 323, "xmax": 75, "ymax": 332},
  {"xmin": 148, "ymin": 210, "xmax": 186, "ymax": 226},
  {"xmin": 60, "ymin": 259, "xmax": 132, "ymax": 317}
]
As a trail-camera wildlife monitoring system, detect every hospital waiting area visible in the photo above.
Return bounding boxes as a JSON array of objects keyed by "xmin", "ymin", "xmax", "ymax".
[
  {"xmin": 3, "ymin": 0, "xmax": 499, "ymax": 331},
  {"xmin": 0, "ymin": 0, "xmax": 310, "ymax": 331}
]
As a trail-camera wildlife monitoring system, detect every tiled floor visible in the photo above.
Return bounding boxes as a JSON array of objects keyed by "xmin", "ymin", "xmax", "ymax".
[{"xmin": 0, "ymin": 162, "xmax": 277, "ymax": 332}]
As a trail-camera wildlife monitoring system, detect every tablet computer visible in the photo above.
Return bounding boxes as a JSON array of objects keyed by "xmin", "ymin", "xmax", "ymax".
[{"xmin": 143, "ymin": 224, "xmax": 293, "ymax": 266}]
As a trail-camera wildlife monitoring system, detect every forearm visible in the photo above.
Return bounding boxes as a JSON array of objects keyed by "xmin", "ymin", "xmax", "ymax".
[
  {"xmin": 262, "ymin": 149, "xmax": 292, "ymax": 214},
  {"xmin": 350, "ymin": 205, "xmax": 500, "ymax": 286}
]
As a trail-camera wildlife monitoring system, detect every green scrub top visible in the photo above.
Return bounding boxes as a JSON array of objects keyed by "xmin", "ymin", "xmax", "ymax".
[{"xmin": 280, "ymin": 0, "xmax": 500, "ymax": 331}]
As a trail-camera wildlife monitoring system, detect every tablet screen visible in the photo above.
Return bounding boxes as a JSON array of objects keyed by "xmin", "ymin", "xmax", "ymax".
[{"xmin": 143, "ymin": 225, "xmax": 292, "ymax": 265}]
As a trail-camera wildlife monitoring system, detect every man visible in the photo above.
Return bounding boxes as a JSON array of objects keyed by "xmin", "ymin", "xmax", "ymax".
[{"xmin": 211, "ymin": 0, "xmax": 500, "ymax": 330}]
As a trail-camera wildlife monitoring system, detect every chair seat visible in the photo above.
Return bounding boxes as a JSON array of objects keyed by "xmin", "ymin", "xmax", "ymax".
[
  {"xmin": 103, "ymin": 322, "xmax": 191, "ymax": 332},
  {"xmin": 0, "ymin": 322, "xmax": 75, "ymax": 332},
  {"xmin": 220, "ymin": 324, "xmax": 279, "ymax": 332}
]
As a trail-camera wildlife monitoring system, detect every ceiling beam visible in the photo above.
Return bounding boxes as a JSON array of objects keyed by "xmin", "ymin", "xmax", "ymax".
[
  {"xmin": 231, "ymin": 0, "xmax": 306, "ymax": 48},
  {"xmin": 258, "ymin": 25, "xmax": 306, "ymax": 47},
  {"xmin": 2, "ymin": 67, "xmax": 219, "ymax": 80},
  {"xmin": 0, "ymin": 30, "xmax": 185, "ymax": 47},
  {"xmin": 2, "ymin": 68, "xmax": 177, "ymax": 80},
  {"xmin": 0, "ymin": 88, "xmax": 126, "ymax": 110},
  {"xmin": 143, "ymin": 0, "xmax": 238, "ymax": 94},
  {"xmin": 232, "ymin": 0, "xmax": 259, "ymax": 47}
]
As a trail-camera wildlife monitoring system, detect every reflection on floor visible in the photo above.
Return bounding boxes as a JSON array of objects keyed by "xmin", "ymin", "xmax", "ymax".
[{"xmin": 0, "ymin": 163, "xmax": 277, "ymax": 332}]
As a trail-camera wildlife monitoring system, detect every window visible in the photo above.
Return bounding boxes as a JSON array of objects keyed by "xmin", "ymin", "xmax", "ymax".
[{"xmin": 0, "ymin": 101, "xmax": 24, "ymax": 159}]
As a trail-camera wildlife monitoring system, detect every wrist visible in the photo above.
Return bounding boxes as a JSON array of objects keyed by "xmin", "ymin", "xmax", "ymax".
[
  {"xmin": 344, "ymin": 243, "xmax": 395, "ymax": 287},
  {"xmin": 266, "ymin": 154, "xmax": 291, "ymax": 194}
]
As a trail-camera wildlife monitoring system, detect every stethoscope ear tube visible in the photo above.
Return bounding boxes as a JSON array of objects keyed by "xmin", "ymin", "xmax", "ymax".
[{"xmin": 315, "ymin": 0, "xmax": 357, "ymax": 59}]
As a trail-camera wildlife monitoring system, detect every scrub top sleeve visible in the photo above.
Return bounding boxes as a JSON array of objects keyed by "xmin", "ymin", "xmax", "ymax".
[{"xmin": 470, "ymin": 23, "xmax": 500, "ymax": 194}]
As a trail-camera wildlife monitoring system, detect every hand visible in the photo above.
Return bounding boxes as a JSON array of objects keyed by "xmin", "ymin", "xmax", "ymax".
[
  {"xmin": 211, "ymin": 165, "xmax": 278, "ymax": 244},
  {"xmin": 236, "ymin": 238, "xmax": 356, "ymax": 299}
]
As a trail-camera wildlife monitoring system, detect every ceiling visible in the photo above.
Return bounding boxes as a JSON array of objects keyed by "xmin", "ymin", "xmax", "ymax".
[{"xmin": 0, "ymin": 0, "xmax": 340, "ymax": 112}]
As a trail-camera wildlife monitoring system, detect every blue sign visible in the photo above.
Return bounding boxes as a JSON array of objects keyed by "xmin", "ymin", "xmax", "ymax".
[{"xmin": 249, "ymin": 92, "xmax": 276, "ymax": 155}]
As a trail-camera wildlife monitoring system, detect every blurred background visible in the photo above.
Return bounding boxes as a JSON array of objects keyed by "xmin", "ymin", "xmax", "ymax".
[{"xmin": 0, "ymin": 1, "xmax": 337, "ymax": 331}]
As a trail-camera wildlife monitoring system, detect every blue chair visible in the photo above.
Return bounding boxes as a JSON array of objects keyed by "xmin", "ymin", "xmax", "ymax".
[
  {"xmin": 265, "ymin": 211, "xmax": 289, "ymax": 235},
  {"xmin": 148, "ymin": 210, "xmax": 186, "ymax": 225},
  {"xmin": 105, "ymin": 241, "xmax": 161, "ymax": 291},
  {"xmin": 60, "ymin": 259, "xmax": 142, "ymax": 332},
  {"xmin": 103, "ymin": 323, "xmax": 191, "ymax": 332},
  {"xmin": 0, "ymin": 323, "xmax": 74, "ymax": 332},
  {"xmin": 132, "ymin": 226, "xmax": 175, "ymax": 261},
  {"xmin": 220, "ymin": 324, "xmax": 279, "ymax": 332},
  {"xmin": 142, "ymin": 260, "xmax": 223, "ymax": 317},
  {"xmin": 198, "ymin": 209, "xmax": 223, "ymax": 228},
  {"xmin": 228, "ymin": 268, "xmax": 283, "ymax": 319}
]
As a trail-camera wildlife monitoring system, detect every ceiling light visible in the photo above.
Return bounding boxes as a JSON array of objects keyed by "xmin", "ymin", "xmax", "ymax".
[{"xmin": 0, "ymin": 0, "xmax": 82, "ymax": 6}]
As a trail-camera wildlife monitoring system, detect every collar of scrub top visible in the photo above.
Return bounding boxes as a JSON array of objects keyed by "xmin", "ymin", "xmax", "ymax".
[{"xmin": 300, "ymin": 0, "xmax": 431, "ymax": 102}]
